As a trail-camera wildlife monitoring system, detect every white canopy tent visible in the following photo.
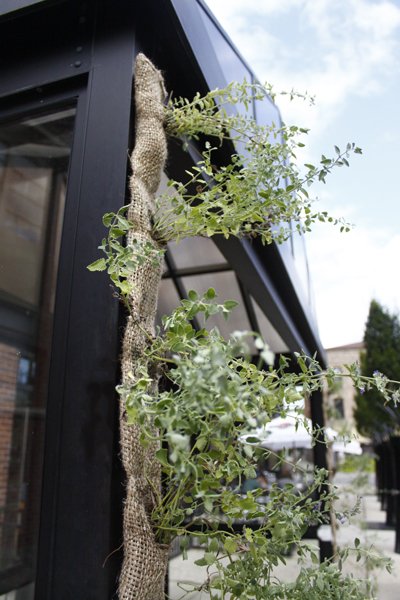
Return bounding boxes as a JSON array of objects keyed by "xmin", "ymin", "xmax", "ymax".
[{"xmin": 240, "ymin": 413, "xmax": 362, "ymax": 455}]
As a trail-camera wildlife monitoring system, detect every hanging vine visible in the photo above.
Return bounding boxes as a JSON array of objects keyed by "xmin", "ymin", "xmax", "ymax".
[{"xmin": 89, "ymin": 54, "xmax": 397, "ymax": 599}]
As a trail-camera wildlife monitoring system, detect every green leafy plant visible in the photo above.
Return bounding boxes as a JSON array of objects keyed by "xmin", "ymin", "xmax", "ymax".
[{"xmin": 89, "ymin": 81, "xmax": 397, "ymax": 598}]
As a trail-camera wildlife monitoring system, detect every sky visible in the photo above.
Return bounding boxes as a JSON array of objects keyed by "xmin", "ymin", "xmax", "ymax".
[{"xmin": 204, "ymin": 0, "xmax": 400, "ymax": 349}]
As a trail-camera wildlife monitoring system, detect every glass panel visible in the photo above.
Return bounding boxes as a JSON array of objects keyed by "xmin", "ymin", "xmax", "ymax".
[
  {"xmin": 198, "ymin": 5, "xmax": 252, "ymax": 118},
  {"xmin": 0, "ymin": 106, "xmax": 75, "ymax": 597},
  {"xmin": 157, "ymin": 172, "xmax": 227, "ymax": 271},
  {"xmin": 156, "ymin": 279, "xmax": 181, "ymax": 327},
  {"xmin": 181, "ymin": 272, "xmax": 255, "ymax": 352},
  {"xmin": 250, "ymin": 297, "xmax": 289, "ymax": 353},
  {"xmin": 291, "ymin": 230, "xmax": 311, "ymax": 306},
  {"xmin": 253, "ymin": 88, "xmax": 281, "ymax": 130},
  {"xmin": 167, "ymin": 237, "xmax": 227, "ymax": 271}
]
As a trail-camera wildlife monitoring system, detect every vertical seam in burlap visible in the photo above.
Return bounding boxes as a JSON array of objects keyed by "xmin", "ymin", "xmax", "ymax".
[{"xmin": 118, "ymin": 53, "xmax": 168, "ymax": 600}]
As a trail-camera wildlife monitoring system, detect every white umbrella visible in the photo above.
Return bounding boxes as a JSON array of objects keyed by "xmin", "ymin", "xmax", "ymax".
[
  {"xmin": 240, "ymin": 413, "xmax": 313, "ymax": 451},
  {"xmin": 241, "ymin": 414, "xmax": 363, "ymax": 455},
  {"xmin": 329, "ymin": 433, "xmax": 362, "ymax": 455}
]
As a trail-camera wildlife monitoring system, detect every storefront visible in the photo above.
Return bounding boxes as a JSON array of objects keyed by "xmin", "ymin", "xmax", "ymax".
[{"xmin": 0, "ymin": 1, "xmax": 327, "ymax": 598}]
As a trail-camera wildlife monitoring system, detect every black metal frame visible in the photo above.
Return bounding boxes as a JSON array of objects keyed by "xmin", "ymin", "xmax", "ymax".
[{"xmin": 0, "ymin": 1, "xmax": 139, "ymax": 597}]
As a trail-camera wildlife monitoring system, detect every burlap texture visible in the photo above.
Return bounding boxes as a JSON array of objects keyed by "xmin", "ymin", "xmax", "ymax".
[{"xmin": 119, "ymin": 53, "xmax": 168, "ymax": 600}]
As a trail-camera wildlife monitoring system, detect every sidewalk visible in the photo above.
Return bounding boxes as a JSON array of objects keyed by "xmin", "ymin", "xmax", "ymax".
[
  {"xmin": 333, "ymin": 472, "xmax": 400, "ymax": 600},
  {"xmin": 168, "ymin": 474, "xmax": 399, "ymax": 598}
]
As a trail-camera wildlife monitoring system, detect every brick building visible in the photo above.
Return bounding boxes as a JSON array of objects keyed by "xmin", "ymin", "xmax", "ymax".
[{"xmin": 325, "ymin": 342, "xmax": 364, "ymax": 429}]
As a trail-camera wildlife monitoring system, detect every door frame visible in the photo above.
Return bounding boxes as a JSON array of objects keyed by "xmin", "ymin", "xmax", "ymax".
[{"xmin": 0, "ymin": 2, "xmax": 137, "ymax": 597}]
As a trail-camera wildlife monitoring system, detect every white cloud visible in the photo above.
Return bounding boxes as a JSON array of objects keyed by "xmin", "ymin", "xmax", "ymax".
[
  {"xmin": 205, "ymin": 0, "xmax": 400, "ymax": 349},
  {"xmin": 205, "ymin": 0, "xmax": 400, "ymax": 135},
  {"xmin": 307, "ymin": 223, "xmax": 400, "ymax": 348}
]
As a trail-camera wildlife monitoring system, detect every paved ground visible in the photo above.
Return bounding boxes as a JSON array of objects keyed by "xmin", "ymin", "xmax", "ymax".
[{"xmin": 168, "ymin": 472, "xmax": 400, "ymax": 599}]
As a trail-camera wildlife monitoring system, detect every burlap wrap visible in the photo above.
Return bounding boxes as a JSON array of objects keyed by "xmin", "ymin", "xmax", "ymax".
[{"xmin": 119, "ymin": 54, "xmax": 168, "ymax": 600}]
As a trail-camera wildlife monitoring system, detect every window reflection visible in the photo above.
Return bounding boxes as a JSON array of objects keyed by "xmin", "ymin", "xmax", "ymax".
[
  {"xmin": 167, "ymin": 237, "xmax": 227, "ymax": 270},
  {"xmin": 250, "ymin": 297, "xmax": 289, "ymax": 353},
  {"xmin": 198, "ymin": 4, "xmax": 252, "ymax": 116},
  {"xmin": 0, "ymin": 107, "xmax": 75, "ymax": 597},
  {"xmin": 181, "ymin": 272, "xmax": 255, "ymax": 352},
  {"xmin": 156, "ymin": 279, "xmax": 181, "ymax": 327}
]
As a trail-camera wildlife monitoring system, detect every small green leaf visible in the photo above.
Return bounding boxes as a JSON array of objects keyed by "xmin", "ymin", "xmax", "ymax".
[
  {"xmin": 102, "ymin": 212, "xmax": 114, "ymax": 227},
  {"xmin": 205, "ymin": 287, "xmax": 216, "ymax": 299},
  {"xmin": 223, "ymin": 300, "xmax": 239, "ymax": 312},
  {"xmin": 209, "ymin": 538, "xmax": 219, "ymax": 553},
  {"xmin": 223, "ymin": 538, "xmax": 238, "ymax": 554},
  {"xmin": 155, "ymin": 448, "xmax": 169, "ymax": 468},
  {"xmin": 87, "ymin": 258, "xmax": 107, "ymax": 271}
]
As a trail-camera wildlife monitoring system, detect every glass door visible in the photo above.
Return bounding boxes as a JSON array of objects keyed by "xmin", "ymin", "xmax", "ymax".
[{"xmin": 0, "ymin": 106, "xmax": 76, "ymax": 598}]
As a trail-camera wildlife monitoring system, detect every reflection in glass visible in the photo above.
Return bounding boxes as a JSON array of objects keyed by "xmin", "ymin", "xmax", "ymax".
[
  {"xmin": 181, "ymin": 272, "xmax": 255, "ymax": 352},
  {"xmin": 198, "ymin": 4, "xmax": 252, "ymax": 117},
  {"xmin": 0, "ymin": 107, "xmax": 75, "ymax": 597},
  {"xmin": 291, "ymin": 230, "xmax": 311, "ymax": 308},
  {"xmin": 251, "ymin": 297, "xmax": 289, "ymax": 353},
  {"xmin": 167, "ymin": 237, "xmax": 227, "ymax": 270},
  {"xmin": 156, "ymin": 279, "xmax": 181, "ymax": 327}
]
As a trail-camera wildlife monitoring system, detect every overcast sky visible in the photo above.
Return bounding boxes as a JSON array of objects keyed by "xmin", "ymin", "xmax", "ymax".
[{"xmin": 205, "ymin": 0, "xmax": 400, "ymax": 349}]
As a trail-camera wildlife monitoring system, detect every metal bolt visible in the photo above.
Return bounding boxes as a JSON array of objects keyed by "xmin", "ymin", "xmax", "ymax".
[{"xmin": 74, "ymin": 60, "xmax": 82, "ymax": 68}]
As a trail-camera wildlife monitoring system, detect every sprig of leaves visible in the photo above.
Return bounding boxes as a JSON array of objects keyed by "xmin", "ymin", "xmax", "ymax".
[
  {"xmin": 157, "ymin": 82, "xmax": 361, "ymax": 243},
  {"xmin": 87, "ymin": 205, "xmax": 164, "ymax": 304},
  {"xmin": 117, "ymin": 291, "xmax": 399, "ymax": 565},
  {"xmin": 87, "ymin": 78, "xmax": 397, "ymax": 599}
]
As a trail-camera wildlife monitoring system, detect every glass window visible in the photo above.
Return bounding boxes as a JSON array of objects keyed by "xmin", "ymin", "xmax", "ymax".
[
  {"xmin": 198, "ymin": 5, "xmax": 252, "ymax": 117},
  {"xmin": 167, "ymin": 237, "xmax": 227, "ymax": 271},
  {"xmin": 253, "ymin": 88, "xmax": 281, "ymax": 130},
  {"xmin": 250, "ymin": 297, "xmax": 289, "ymax": 353},
  {"xmin": 291, "ymin": 230, "xmax": 311, "ymax": 306},
  {"xmin": 181, "ymin": 272, "xmax": 255, "ymax": 351},
  {"xmin": 0, "ymin": 106, "xmax": 75, "ymax": 597},
  {"xmin": 334, "ymin": 397, "xmax": 345, "ymax": 420},
  {"xmin": 156, "ymin": 279, "xmax": 181, "ymax": 327}
]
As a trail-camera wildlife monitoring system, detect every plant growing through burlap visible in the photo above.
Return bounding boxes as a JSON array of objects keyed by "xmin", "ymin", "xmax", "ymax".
[{"xmin": 89, "ymin": 54, "xmax": 398, "ymax": 599}]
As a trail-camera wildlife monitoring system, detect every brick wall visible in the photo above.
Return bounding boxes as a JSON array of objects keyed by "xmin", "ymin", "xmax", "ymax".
[{"xmin": 0, "ymin": 342, "xmax": 18, "ymax": 565}]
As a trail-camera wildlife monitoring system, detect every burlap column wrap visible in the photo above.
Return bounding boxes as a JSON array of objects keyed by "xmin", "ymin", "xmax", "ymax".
[{"xmin": 119, "ymin": 54, "xmax": 168, "ymax": 600}]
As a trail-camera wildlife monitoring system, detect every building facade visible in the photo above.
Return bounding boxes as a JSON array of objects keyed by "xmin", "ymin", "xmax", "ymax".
[
  {"xmin": 0, "ymin": 1, "xmax": 328, "ymax": 598},
  {"xmin": 325, "ymin": 342, "xmax": 364, "ymax": 429}
]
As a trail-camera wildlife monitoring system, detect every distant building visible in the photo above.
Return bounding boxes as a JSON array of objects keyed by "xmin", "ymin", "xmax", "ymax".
[{"xmin": 325, "ymin": 342, "xmax": 364, "ymax": 429}]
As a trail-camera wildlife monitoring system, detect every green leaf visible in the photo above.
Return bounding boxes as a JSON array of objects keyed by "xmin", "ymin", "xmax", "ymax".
[
  {"xmin": 102, "ymin": 212, "xmax": 114, "ymax": 227},
  {"xmin": 204, "ymin": 552, "xmax": 216, "ymax": 565},
  {"xmin": 223, "ymin": 300, "xmax": 239, "ymax": 312},
  {"xmin": 118, "ymin": 280, "xmax": 131, "ymax": 295},
  {"xmin": 87, "ymin": 258, "xmax": 107, "ymax": 272},
  {"xmin": 205, "ymin": 287, "xmax": 216, "ymax": 299},
  {"xmin": 155, "ymin": 448, "xmax": 170, "ymax": 468},
  {"xmin": 223, "ymin": 538, "xmax": 238, "ymax": 554},
  {"xmin": 209, "ymin": 538, "xmax": 219, "ymax": 553}
]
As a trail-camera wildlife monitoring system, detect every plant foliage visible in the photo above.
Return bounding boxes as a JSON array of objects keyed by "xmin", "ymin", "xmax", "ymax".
[{"xmin": 89, "ymin": 81, "xmax": 397, "ymax": 598}]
